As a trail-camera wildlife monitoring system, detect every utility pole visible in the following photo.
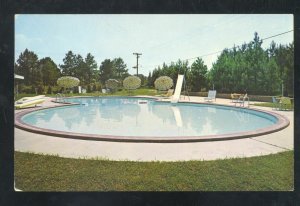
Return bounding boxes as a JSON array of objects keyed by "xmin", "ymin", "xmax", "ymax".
[{"xmin": 133, "ymin": 53, "xmax": 142, "ymax": 76}]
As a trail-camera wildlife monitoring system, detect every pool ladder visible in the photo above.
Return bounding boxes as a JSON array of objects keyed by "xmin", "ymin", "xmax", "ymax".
[{"xmin": 55, "ymin": 93, "xmax": 65, "ymax": 103}]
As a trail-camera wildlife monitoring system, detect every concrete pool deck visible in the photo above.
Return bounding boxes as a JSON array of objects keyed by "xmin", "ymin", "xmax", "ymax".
[{"xmin": 14, "ymin": 96, "xmax": 294, "ymax": 161}]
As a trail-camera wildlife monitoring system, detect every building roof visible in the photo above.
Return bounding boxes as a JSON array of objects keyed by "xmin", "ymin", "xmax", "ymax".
[{"xmin": 14, "ymin": 74, "xmax": 24, "ymax": 79}]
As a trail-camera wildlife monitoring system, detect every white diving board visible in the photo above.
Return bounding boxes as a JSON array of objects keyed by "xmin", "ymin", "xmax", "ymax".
[{"xmin": 171, "ymin": 74, "xmax": 184, "ymax": 103}]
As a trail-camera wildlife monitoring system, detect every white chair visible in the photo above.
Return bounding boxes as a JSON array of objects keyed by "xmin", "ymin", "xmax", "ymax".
[{"xmin": 204, "ymin": 90, "xmax": 216, "ymax": 102}]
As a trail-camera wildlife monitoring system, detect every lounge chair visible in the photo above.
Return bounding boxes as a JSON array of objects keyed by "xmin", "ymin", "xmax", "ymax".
[
  {"xmin": 15, "ymin": 95, "xmax": 45, "ymax": 109},
  {"xmin": 235, "ymin": 94, "xmax": 249, "ymax": 107},
  {"xmin": 204, "ymin": 90, "xmax": 216, "ymax": 102}
]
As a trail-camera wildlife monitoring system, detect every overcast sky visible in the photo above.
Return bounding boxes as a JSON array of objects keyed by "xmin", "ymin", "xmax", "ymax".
[{"xmin": 15, "ymin": 14, "xmax": 293, "ymax": 75}]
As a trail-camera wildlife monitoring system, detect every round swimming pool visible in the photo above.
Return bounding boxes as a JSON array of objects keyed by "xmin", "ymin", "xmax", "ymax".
[{"xmin": 15, "ymin": 97, "xmax": 289, "ymax": 142}]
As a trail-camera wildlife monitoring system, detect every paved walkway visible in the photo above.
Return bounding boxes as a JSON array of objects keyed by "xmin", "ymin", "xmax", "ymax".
[{"xmin": 15, "ymin": 96, "xmax": 293, "ymax": 162}]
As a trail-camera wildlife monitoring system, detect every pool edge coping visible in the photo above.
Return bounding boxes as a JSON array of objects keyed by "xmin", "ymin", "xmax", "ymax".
[{"xmin": 15, "ymin": 96, "xmax": 290, "ymax": 143}]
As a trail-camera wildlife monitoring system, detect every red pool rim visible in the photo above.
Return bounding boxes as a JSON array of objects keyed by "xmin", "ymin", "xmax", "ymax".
[{"xmin": 15, "ymin": 97, "xmax": 290, "ymax": 143}]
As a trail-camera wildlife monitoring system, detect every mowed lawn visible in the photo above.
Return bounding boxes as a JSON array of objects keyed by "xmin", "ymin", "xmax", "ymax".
[{"xmin": 15, "ymin": 151, "xmax": 293, "ymax": 191}]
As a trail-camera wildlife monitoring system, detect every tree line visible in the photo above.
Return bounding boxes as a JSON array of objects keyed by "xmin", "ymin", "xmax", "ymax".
[
  {"xmin": 15, "ymin": 32, "xmax": 293, "ymax": 96},
  {"xmin": 147, "ymin": 32, "xmax": 294, "ymax": 96},
  {"xmin": 15, "ymin": 50, "xmax": 132, "ymax": 94}
]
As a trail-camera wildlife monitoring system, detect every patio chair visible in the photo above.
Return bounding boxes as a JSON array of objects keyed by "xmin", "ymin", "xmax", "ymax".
[
  {"xmin": 271, "ymin": 96, "xmax": 280, "ymax": 110},
  {"xmin": 204, "ymin": 90, "xmax": 216, "ymax": 102},
  {"xmin": 231, "ymin": 93, "xmax": 241, "ymax": 103},
  {"xmin": 235, "ymin": 93, "xmax": 249, "ymax": 107}
]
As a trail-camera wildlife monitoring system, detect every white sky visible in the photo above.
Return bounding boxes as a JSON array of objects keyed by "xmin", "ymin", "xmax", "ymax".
[{"xmin": 15, "ymin": 14, "xmax": 293, "ymax": 75}]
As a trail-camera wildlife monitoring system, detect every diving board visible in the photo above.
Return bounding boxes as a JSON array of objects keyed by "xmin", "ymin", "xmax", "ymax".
[{"xmin": 171, "ymin": 74, "xmax": 184, "ymax": 103}]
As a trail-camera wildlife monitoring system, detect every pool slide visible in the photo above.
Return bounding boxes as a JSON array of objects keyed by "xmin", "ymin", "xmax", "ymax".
[
  {"xmin": 15, "ymin": 95, "xmax": 46, "ymax": 109},
  {"xmin": 171, "ymin": 106, "xmax": 183, "ymax": 127},
  {"xmin": 171, "ymin": 74, "xmax": 184, "ymax": 103}
]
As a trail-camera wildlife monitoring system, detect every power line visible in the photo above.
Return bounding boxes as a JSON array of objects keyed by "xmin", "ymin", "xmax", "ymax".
[
  {"xmin": 147, "ymin": 29, "xmax": 294, "ymax": 69},
  {"xmin": 143, "ymin": 15, "xmax": 244, "ymax": 52},
  {"xmin": 261, "ymin": 30, "xmax": 294, "ymax": 41}
]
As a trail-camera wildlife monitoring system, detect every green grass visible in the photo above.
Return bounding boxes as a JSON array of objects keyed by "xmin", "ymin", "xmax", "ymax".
[
  {"xmin": 253, "ymin": 102, "xmax": 293, "ymax": 110},
  {"xmin": 15, "ymin": 88, "xmax": 159, "ymax": 101},
  {"xmin": 14, "ymin": 151, "xmax": 293, "ymax": 191}
]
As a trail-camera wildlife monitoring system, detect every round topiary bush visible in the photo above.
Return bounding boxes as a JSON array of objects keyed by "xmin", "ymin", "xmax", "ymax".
[
  {"xmin": 154, "ymin": 76, "xmax": 173, "ymax": 91},
  {"xmin": 105, "ymin": 79, "xmax": 119, "ymax": 92},
  {"xmin": 123, "ymin": 76, "xmax": 141, "ymax": 90},
  {"xmin": 57, "ymin": 76, "xmax": 80, "ymax": 89}
]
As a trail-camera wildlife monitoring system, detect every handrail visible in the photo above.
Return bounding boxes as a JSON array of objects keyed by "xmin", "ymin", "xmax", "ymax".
[{"xmin": 55, "ymin": 93, "xmax": 65, "ymax": 103}]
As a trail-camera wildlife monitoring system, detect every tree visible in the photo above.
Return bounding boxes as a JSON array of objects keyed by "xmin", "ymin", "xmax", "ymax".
[
  {"xmin": 207, "ymin": 33, "xmax": 293, "ymax": 95},
  {"xmin": 274, "ymin": 43, "xmax": 294, "ymax": 96},
  {"xmin": 60, "ymin": 51, "xmax": 76, "ymax": 76},
  {"xmin": 99, "ymin": 59, "xmax": 114, "ymax": 85},
  {"xmin": 85, "ymin": 53, "xmax": 98, "ymax": 84},
  {"xmin": 15, "ymin": 49, "xmax": 39, "ymax": 86},
  {"xmin": 147, "ymin": 72, "xmax": 152, "ymax": 87},
  {"xmin": 38, "ymin": 57, "xmax": 61, "ymax": 86},
  {"xmin": 73, "ymin": 54, "xmax": 86, "ymax": 84},
  {"xmin": 187, "ymin": 58, "xmax": 208, "ymax": 92},
  {"xmin": 112, "ymin": 58, "xmax": 128, "ymax": 80}
]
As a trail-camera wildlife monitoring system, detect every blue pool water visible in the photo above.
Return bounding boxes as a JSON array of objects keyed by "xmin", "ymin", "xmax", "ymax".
[{"xmin": 21, "ymin": 97, "xmax": 278, "ymax": 137}]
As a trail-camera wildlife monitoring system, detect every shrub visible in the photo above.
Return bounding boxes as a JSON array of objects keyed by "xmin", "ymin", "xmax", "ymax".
[
  {"xmin": 31, "ymin": 85, "xmax": 36, "ymax": 94},
  {"xmin": 73, "ymin": 86, "xmax": 79, "ymax": 93},
  {"xmin": 57, "ymin": 76, "xmax": 80, "ymax": 92},
  {"xmin": 97, "ymin": 84, "xmax": 102, "ymax": 91},
  {"xmin": 47, "ymin": 86, "xmax": 52, "ymax": 94},
  {"xmin": 37, "ymin": 85, "xmax": 44, "ymax": 94},
  {"xmin": 92, "ymin": 84, "xmax": 97, "ymax": 92},
  {"xmin": 105, "ymin": 79, "xmax": 119, "ymax": 92},
  {"xmin": 123, "ymin": 76, "xmax": 141, "ymax": 90},
  {"xmin": 154, "ymin": 76, "xmax": 173, "ymax": 91},
  {"xmin": 20, "ymin": 85, "xmax": 32, "ymax": 94},
  {"xmin": 87, "ymin": 85, "xmax": 91, "ymax": 93}
]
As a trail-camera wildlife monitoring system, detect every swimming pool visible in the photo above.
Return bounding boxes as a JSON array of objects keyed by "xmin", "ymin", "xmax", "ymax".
[{"xmin": 15, "ymin": 97, "xmax": 289, "ymax": 142}]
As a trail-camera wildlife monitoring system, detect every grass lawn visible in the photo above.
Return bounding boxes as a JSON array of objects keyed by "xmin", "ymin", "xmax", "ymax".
[
  {"xmin": 14, "ymin": 151, "xmax": 293, "ymax": 191},
  {"xmin": 15, "ymin": 88, "xmax": 159, "ymax": 101},
  {"xmin": 252, "ymin": 102, "xmax": 293, "ymax": 110}
]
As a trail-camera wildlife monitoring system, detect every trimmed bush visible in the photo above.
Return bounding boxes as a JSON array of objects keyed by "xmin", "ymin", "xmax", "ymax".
[
  {"xmin": 105, "ymin": 79, "xmax": 119, "ymax": 92},
  {"xmin": 57, "ymin": 76, "xmax": 80, "ymax": 91},
  {"xmin": 154, "ymin": 76, "xmax": 173, "ymax": 91},
  {"xmin": 123, "ymin": 76, "xmax": 141, "ymax": 90}
]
